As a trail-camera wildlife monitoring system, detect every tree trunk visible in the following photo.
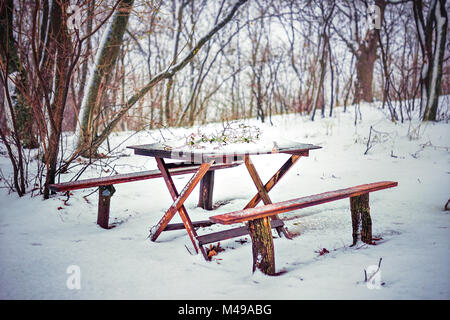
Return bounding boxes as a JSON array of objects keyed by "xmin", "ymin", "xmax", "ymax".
[
  {"xmin": 311, "ymin": 32, "xmax": 327, "ymax": 121},
  {"xmin": 163, "ymin": 0, "xmax": 186, "ymax": 127},
  {"xmin": 43, "ymin": 0, "xmax": 73, "ymax": 199},
  {"xmin": 353, "ymin": 0, "xmax": 386, "ymax": 104},
  {"xmin": 247, "ymin": 217, "xmax": 275, "ymax": 275},
  {"xmin": 0, "ymin": 78, "xmax": 5, "ymax": 133},
  {"xmin": 354, "ymin": 48, "xmax": 377, "ymax": 103},
  {"xmin": 414, "ymin": 0, "xmax": 448, "ymax": 121},
  {"xmin": 350, "ymin": 193, "xmax": 373, "ymax": 245},
  {"xmin": 76, "ymin": 0, "xmax": 134, "ymax": 158},
  {"xmin": 0, "ymin": 0, "xmax": 38, "ymax": 149}
]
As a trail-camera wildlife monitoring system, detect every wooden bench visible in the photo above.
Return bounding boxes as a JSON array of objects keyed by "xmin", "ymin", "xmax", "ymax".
[
  {"xmin": 49, "ymin": 161, "xmax": 241, "ymax": 229},
  {"xmin": 209, "ymin": 181, "xmax": 398, "ymax": 275}
]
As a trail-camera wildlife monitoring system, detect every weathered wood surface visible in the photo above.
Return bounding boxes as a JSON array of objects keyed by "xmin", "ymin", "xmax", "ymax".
[
  {"xmin": 49, "ymin": 162, "xmax": 240, "ymax": 192},
  {"xmin": 244, "ymin": 154, "xmax": 301, "ymax": 209},
  {"xmin": 150, "ymin": 158, "xmax": 212, "ymax": 257},
  {"xmin": 350, "ymin": 193, "xmax": 372, "ymax": 245},
  {"xmin": 244, "ymin": 155, "xmax": 272, "ymax": 205},
  {"xmin": 127, "ymin": 142, "xmax": 319, "ymax": 163},
  {"xmin": 243, "ymin": 155, "xmax": 291, "ymax": 238},
  {"xmin": 196, "ymin": 219, "xmax": 284, "ymax": 246},
  {"xmin": 194, "ymin": 154, "xmax": 304, "ymax": 257},
  {"xmin": 164, "ymin": 220, "xmax": 214, "ymax": 231},
  {"xmin": 198, "ymin": 170, "xmax": 215, "ymax": 210},
  {"xmin": 97, "ymin": 185, "xmax": 115, "ymax": 229},
  {"xmin": 211, "ymin": 181, "xmax": 398, "ymax": 225},
  {"xmin": 247, "ymin": 217, "xmax": 276, "ymax": 275}
]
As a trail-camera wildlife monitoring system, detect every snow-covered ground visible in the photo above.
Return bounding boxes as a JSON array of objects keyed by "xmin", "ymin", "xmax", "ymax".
[{"xmin": 0, "ymin": 100, "xmax": 449, "ymax": 300}]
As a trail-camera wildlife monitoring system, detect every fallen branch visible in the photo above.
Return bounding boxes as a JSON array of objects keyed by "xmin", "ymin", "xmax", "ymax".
[{"xmin": 364, "ymin": 258, "xmax": 382, "ymax": 283}]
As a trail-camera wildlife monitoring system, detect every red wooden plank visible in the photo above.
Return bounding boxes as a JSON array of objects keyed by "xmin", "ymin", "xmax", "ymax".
[
  {"xmin": 150, "ymin": 159, "xmax": 213, "ymax": 254},
  {"xmin": 49, "ymin": 162, "xmax": 241, "ymax": 192},
  {"xmin": 210, "ymin": 181, "xmax": 398, "ymax": 225},
  {"xmin": 150, "ymin": 158, "xmax": 210, "ymax": 255}
]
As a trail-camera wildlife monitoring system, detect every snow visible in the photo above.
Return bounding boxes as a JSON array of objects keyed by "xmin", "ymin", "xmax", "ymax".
[{"xmin": 0, "ymin": 99, "xmax": 449, "ymax": 300}]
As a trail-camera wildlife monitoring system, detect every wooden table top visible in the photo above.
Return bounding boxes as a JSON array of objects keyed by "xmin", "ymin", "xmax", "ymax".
[{"xmin": 128, "ymin": 141, "xmax": 321, "ymax": 163}]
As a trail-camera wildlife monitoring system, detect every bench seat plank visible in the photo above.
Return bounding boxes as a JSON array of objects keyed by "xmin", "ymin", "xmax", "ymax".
[
  {"xmin": 210, "ymin": 181, "xmax": 398, "ymax": 225},
  {"xmin": 49, "ymin": 162, "xmax": 241, "ymax": 192},
  {"xmin": 196, "ymin": 219, "xmax": 284, "ymax": 246}
]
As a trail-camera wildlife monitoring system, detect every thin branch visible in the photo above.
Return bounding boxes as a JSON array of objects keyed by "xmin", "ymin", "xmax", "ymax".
[{"xmin": 91, "ymin": 0, "xmax": 248, "ymax": 150}]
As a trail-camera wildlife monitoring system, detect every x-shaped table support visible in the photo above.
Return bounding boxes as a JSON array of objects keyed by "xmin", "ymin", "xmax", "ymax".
[
  {"xmin": 243, "ymin": 154, "xmax": 302, "ymax": 239},
  {"xmin": 150, "ymin": 153, "xmax": 303, "ymax": 261},
  {"xmin": 150, "ymin": 157, "xmax": 214, "ymax": 259}
]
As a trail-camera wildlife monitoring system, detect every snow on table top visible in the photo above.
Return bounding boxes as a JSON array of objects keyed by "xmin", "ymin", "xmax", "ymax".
[{"xmin": 128, "ymin": 138, "xmax": 321, "ymax": 161}]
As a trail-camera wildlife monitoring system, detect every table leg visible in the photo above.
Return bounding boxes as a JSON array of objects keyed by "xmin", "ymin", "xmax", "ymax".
[
  {"xmin": 152, "ymin": 158, "xmax": 213, "ymax": 257},
  {"xmin": 198, "ymin": 170, "xmax": 215, "ymax": 210},
  {"xmin": 243, "ymin": 155, "xmax": 282, "ymax": 237},
  {"xmin": 244, "ymin": 154, "xmax": 301, "ymax": 209},
  {"xmin": 243, "ymin": 154, "xmax": 302, "ymax": 238}
]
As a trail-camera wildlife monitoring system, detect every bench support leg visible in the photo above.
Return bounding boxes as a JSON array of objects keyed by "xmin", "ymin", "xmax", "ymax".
[
  {"xmin": 350, "ymin": 193, "xmax": 373, "ymax": 245},
  {"xmin": 98, "ymin": 185, "xmax": 115, "ymax": 229},
  {"xmin": 247, "ymin": 217, "xmax": 276, "ymax": 275},
  {"xmin": 198, "ymin": 170, "xmax": 214, "ymax": 210}
]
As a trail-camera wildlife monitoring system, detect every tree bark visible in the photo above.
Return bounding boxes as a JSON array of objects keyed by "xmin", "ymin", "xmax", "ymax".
[
  {"xmin": 76, "ymin": 0, "xmax": 134, "ymax": 158},
  {"xmin": 247, "ymin": 217, "xmax": 275, "ymax": 275},
  {"xmin": 0, "ymin": 0, "xmax": 38, "ymax": 148},
  {"xmin": 311, "ymin": 32, "xmax": 328, "ymax": 121},
  {"xmin": 414, "ymin": 0, "xmax": 448, "ymax": 121},
  {"xmin": 43, "ymin": 0, "xmax": 74, "ymax": 198},
  {"xmin": 350, "ymin": 193, "xmax": 373, "ymax": 245},
  {"xmin": 353, "ymin": 0, "xmax": 386, "ymax": 104}
]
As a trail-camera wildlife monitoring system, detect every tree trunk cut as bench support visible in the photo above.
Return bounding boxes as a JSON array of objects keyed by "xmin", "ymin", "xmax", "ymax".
[
  {"xmin": 97, "ymin": 185, "xmax": 116, "ymax": 229},
  {"xmin": 247, "ymin": 216, "xmax": 276, "ymax": 275},
  {"xmin": 350, "ymin": 193, "xmax": 372, "ymax": 245}
]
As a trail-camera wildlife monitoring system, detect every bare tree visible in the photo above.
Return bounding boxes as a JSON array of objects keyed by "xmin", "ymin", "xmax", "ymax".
[
  {"xmin": 76, "ymin": 0, "xmax": 134, "ymax": 158},
  {"xmin": 413, "ymin": 0, "xmax": 448, "ymax": 121},
  {"xmin": 332, "ymin": 0, "xmax": 386, "ymax": 104},
  {"xmin": 72, "ymin": 0, "xmax": 247, "ymax": 159}
]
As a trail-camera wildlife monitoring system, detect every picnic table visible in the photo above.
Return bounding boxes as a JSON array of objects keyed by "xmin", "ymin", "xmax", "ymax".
[{"xmin": 127, "ymin": 141, "xmax": 322, "ymax": 261}]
